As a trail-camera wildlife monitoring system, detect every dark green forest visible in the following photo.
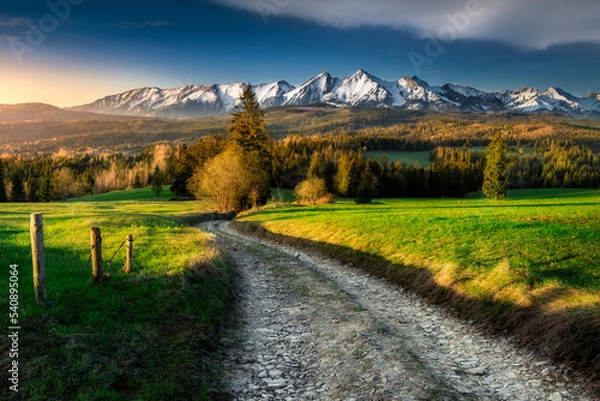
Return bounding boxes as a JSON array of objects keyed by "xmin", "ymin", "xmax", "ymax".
[{"xmin": 2, "ymin": 128, "xmax": 599, "ymax": 203}]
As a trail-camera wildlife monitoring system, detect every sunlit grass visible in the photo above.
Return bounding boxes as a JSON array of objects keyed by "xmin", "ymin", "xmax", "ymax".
[
  {"xmin": 240, "ymin": 188, "xmax": 600, "ymax": 307},
  {"xmin": 0, "ymin": 189, "xmax": 231, "ymax": 400}
]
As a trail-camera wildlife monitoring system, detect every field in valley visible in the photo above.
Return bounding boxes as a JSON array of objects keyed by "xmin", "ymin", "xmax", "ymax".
[
  {"xmin": 365, "ymin": 150, "xmax": 434, "ymax": 167},
  {"xmin": 0, "ymin": 188, "xmax": 232, "ymax": 400},
  {"xmin": 237, "ymin": 188, "xmax": 600, "ymax": 379}
]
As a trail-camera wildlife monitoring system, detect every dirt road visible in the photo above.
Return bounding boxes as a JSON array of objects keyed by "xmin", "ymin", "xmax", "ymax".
[{"xmin": 202, "ymin": 221, "xmax": 594, "ymax": 401}]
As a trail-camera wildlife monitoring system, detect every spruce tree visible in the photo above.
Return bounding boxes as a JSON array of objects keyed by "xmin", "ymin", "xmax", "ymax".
[
  {"xmin": 38, "ymin": 169, "xmax": 53, "ymax": 203},
  {"xmin": 170, "ymin": 144, "xmax": 194, "ymax": 198},
  {"xmin": 355, "ymin": 164, "xmax": 378, "ymax": 204},
  {"xmin": 151, "ymin": 166, "xmax": 164, "ymax": 198},
  {"xmin": 10, "ymin": 172, "xmax": 25, "ymax": 202},
  {"xmin": 227, "ymin": 83, "xmax": 271, "ymax": 206},
  {"xmin": 0, "ymin": 160, "xmax": 7, "ymax": 202},
  {"xmin": 229, "ymin": 83, "xmax": 270, "ymax": 155},
  {"xmin": 483, "ymin": 131, "xmax": 509, "ymax": 200}
]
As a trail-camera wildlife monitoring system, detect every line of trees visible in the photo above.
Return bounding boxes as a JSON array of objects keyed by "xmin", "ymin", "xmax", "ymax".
[
  {"xmin": 3, "ymin": 132, "xmax": 599, "ymax": 207},
  {"xmin": 0, "ymin": 145, "xmax": 177, "ymax": 202}
]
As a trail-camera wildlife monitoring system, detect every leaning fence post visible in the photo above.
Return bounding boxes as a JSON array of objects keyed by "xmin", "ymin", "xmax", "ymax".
[
  {"xmin": 90, "ymin": 227, "xmax": 103, "ymax": 283},
  {"xmin": 30, "ymin": 213, "xmax": 47, "ymax": 305},
  {"xmin": 124, "ymin": 235, "xmax": 134, "ymax": 273}
]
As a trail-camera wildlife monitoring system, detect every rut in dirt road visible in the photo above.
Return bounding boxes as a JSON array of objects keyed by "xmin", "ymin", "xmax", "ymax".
[{"xmin": 203, "ymin": 221, "xmax": 595, "ymax": 401}]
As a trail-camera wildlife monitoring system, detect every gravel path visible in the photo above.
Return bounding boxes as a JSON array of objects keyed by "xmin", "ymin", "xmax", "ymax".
[{"xmin": 202, "ymin": 221, "xmax": 596, "ymax": 401}]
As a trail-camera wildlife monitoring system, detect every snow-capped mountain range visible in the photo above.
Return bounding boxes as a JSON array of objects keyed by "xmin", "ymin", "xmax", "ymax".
[{"xmin": 73, "ymin": 70, "xmax": 600, "ymax": 118}]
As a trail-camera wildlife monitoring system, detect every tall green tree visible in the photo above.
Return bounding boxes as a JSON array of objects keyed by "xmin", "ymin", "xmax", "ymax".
[
  {"xmin": 170, "ymin": 143, "xmax": 193, "ymax": 198},
  {"xmin": 335, "ymin": 151, "xmax": 363, "ymax": 198},
  {"xmin": 0, "ymin": 160, "xmax": 7, "ymax": 202},
  {"xmin": 355, "ymin": 164, "xmax": 378, "ymax": 204},
  {"xmin": 151, "ymin": 166, "xmax": 164, "ymax": 198},
  {"xmin": 229, "ymin": 84, "xmax": 270, "ymax": 153},
  {"xmin": 483, "ymin": 131, "xmax": 509, "ymax": 200},
  {"xmin": 38, "ymin": 169, "xmax": 53, "ymax": 203},
  {"xmin": 227, "ymin": 84, "xmax": 272, "ymax": 205},
  {"xmin": 10, "ymin": 172, "xmax": 25, "ymax": 202}
]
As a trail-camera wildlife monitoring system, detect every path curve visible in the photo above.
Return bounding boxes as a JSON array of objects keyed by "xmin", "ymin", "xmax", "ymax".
[{"xmin": 202, "ymin": 221, "xmax": 595, "ymax": 401}]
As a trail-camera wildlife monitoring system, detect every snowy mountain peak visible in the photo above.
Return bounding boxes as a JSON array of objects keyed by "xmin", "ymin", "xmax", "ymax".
[
  {"xmin": 349, "ymin": 69, "xmax": 381, "ymax": 82},
  {"xmin": 283, "ymin": 72, "xmax": 339, "ymax": 106},
  {"xmin": 314, "ymin": 71, "xmax": 332, "ymax": 79},
  {"xmin": 544, "ymin": 87, "xmax": 571, "ymax": 99},
  {"xmin": 74, "ymin": 71, "xmax": 600, "ymax": 118}
]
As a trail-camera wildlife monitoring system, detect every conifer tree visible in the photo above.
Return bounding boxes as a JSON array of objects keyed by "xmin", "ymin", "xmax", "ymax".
[
  {"xmin": 0, "ymin": 160, "xmax": 7, "ymax": 202},
  {"xmin": 229, "ymin": 83, "xmax": 270, "ymax": 157},
  {"xmin": 10, "ymin": 172, "xmax": 25, "ymax": 202},
  {"xmin": 38, "ymin": 169, "xmax": 53, "ymax": 203},
  {"xmin": 227, "ymin": 84, "xmax": 271, "ymax": 205},
  {"xmin": 355, "ymin": 164, "xmax": 378, "ymax": 204},
  {"xmin": 151, "ymin": 166, "xmax": 164, "ymax": 198},
  {"xmin": 483, "ymin": 131, "xmax": 509, "ymax": 200},
  {"xmin": 170, "ymin": 143, "xmax": 193, "ymax": 197}
]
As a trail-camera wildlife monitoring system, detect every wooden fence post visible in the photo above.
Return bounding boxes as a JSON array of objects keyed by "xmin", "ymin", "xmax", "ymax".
[
  {"xmin": 124, "ymin": 235, "xmax": 134, "ymax": 273},
  {"xmin": 30, "ymin": 213, "xmax": 47, "ymax": 305},
  {"xmin": 90, "ymin": 227, "xmax": 103, "ymax": 283}
]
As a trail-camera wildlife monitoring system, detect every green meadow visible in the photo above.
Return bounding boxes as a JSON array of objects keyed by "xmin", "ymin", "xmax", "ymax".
[
  {"xmin": 66, "ymin": 186, "xmax": 177, "ymax": 202},
  {"xmin": 237, "ymin": 188, "xmax": 600, "ymax": 374},
  {"xmin": 241, "ymin": 188, "xmax": 600, "ymax": 302},
  {"xmin": 365, "ymin": 150, "xmax": 434, "ymax": 167},
  {"xmin": 0, "ymin": 187, "xmax": 231, "ymax": 400}
]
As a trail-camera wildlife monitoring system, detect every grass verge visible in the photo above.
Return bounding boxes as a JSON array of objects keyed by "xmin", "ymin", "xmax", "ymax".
[
  {"xmin": 1, "ymin": 195, "xmax": 233, "ymax": 400},
  {"xmin": 234, "ymin": 189, "xmax": 600, "ymax": 388}
]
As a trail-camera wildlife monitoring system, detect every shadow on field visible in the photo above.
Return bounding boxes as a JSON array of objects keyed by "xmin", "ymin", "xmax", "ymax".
[
  {"xmin": 0, "ymin": 239, "xmax": 234, "ymax": 401},
  {"xmin": 232, "ymin": 221, "xmax": 600, "ymax": 393}
]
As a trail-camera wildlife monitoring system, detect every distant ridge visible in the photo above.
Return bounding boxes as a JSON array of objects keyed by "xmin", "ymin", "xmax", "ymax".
[
  {"xmin": 0, "ymin": 103, "xmax": 140, "ymax": 122},
  {"xmin": 70, "ymin": 70, "xmax": 600, "ymax": 118}
]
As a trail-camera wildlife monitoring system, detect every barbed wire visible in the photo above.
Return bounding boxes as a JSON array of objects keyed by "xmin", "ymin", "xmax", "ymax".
[
  {"xmin": 83, "ymin": 240, "xmax": 126, "ymax": 272},
  {"xmin": 106, "ymin": 240, "xmax": 127, "ymax": 271}
]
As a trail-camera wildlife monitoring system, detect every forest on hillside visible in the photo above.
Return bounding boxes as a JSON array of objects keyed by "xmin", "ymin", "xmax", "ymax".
[{"xmin": 2, "ymin": 127, "xmax": 599, "ymax": 203}]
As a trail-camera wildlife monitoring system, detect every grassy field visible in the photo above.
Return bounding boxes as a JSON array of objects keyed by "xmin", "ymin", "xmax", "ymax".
[
  {"xmin": 0, "ymin": 188, "xmax": 232, "ymax": 400},
  {"xmin": 237, "ymin": 188, "xmax": 600, "ymax": 378},
  {"xmin": 364, "ymin": 145, "xmax": 536, "ymax": 169},
  {"xmin": 365, "ymin": 151, "xmax": 433, "ymax": 167},
  {"xmin": 67, "ymin": 186, "xmax": 176, "ymax": 202}
]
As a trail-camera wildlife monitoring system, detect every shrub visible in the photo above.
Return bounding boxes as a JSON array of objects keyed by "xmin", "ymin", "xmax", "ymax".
[{"xmin": 295, "ymin": 178, "xmax": 333, "ymax": 205}]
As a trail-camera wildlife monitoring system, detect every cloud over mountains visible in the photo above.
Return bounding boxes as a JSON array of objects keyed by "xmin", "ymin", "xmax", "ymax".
[{"xmin": 211, "ymin": 0, "xmax": 600, "ymax": 50}]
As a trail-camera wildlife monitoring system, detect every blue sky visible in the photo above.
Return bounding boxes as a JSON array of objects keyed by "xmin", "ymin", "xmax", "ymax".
[{"xmin": 0, "ymin": 0, "xmax": 599, "ymax": 106}]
